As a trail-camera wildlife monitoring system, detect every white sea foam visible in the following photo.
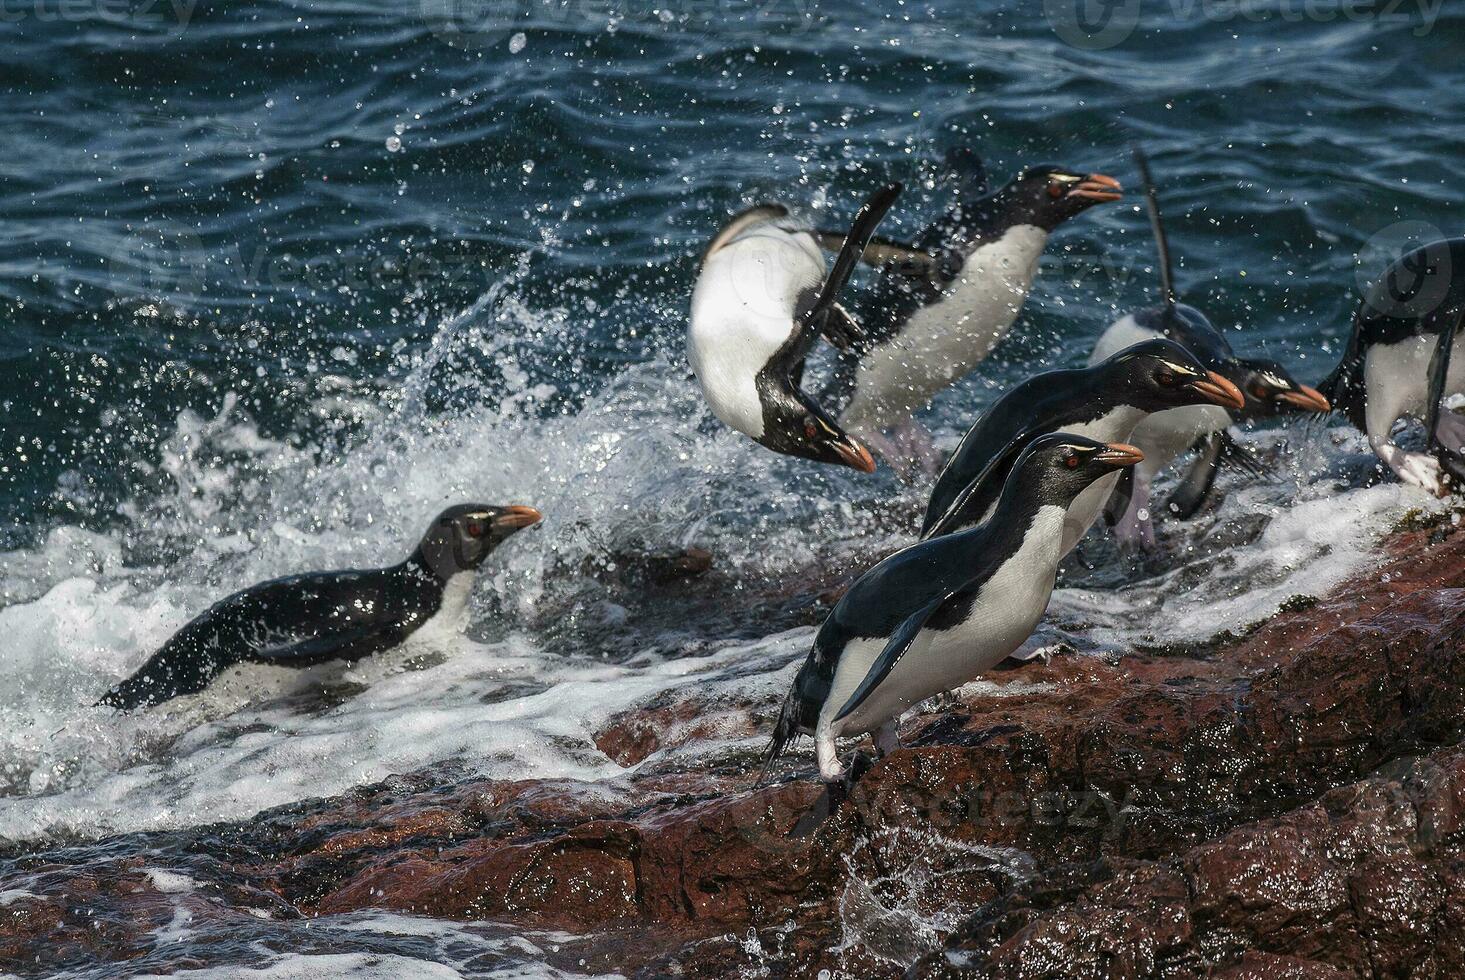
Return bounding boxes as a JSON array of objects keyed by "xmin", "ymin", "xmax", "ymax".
[{"xmin": 0, "ymin": 288, "xmax": 1450, "ymax": 847}]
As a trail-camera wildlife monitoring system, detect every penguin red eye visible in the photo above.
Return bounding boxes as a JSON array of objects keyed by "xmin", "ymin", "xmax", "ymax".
[
  {"xmin": 1065, "ymin": 454, "xmax": 1080, "ymax": 469},
  {"xmin": 1251, "ymin": 383, "xmax": 1268, "ymax": 399},
  {"xmin": 467, "ymin": 521, "xmax": 485, "ymax": 537},
  {"xmin": 1157, "ymin": 370, "xmax": 1176, "ymax": 386},
  {"xmin": 1047, "ymin": 182, "xmax": 1064, "ymax": 199},
  {"xmin": 804, "ymin": 419, "xmax": 819, "ymax": 440}
]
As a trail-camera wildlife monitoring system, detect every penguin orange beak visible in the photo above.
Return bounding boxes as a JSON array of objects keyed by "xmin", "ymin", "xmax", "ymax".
[
  {"xmin": 832, "ymin": 438, "xmax": 878, "ymax": 474},
  {"xmin": 1096, "ymin": 443, "xmax": 1144, "ymax": 467},
  {"xmin": 493, "ymin": 506, "xmax": 543, "ymax": 530},
  {"xmin": 1068, "ymin": 173, "xmax": 1123, "ymax": 202},
  {"xmin": 1274, "ymin": 385, "xmax": 1331, "ymax": 413},
  {"xmin": 1186, "ymin": 371, "xmax": 1247, "ymax": 411}
]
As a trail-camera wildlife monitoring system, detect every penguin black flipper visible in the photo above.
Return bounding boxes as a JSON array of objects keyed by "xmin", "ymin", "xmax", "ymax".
[
  {"xmin": 922, "ymin": 440, "xmax": 1026, "ymax": 539},
  {"xmin": 808, "ymin": 182, "xmax": 903, "ymax": 323},
  {"xmin": 1168, "ymin": 433, "xmax": 1224, "ymax": 521},
  {"xmin": 831, "ymin": 594, "xmax": 956, "ymax": 724},
  {"xmin": 776, "ymin": 183, "xmax": 902, "ymax": 372}
]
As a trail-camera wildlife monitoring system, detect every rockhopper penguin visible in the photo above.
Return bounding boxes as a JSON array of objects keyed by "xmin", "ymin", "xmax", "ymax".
[
  {"xmin": 760, "ymin": 433, "xmax": 1143, "ymax": 783},
  {"xmin": 687, "ymin": 183, "xmax": 907, "ymax": 472},
  {"xmin": 1089, "ymin": 148, "xmax": 1328, "ymax": 546},
  {"xmin": 922, "ymin": 338, "xmax": 1244, "ymax": 553},
  {"xmin": 824, "ymin": 151, "xmax": 1123, "ymax": 472},
  {"xmin": 97, "ymin": 504, "xmax": 542, "ymax": 710},
  {"xmin": 1319, "ymin": 237, "xmax": 1465, "ymax": 496}
]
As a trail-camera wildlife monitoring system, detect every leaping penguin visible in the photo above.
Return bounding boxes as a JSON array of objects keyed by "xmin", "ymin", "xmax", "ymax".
[
  {"xmin": 823, "ymin": 151, "xmax": 1123, "ymax": 472},
  {"xmin": 921, "ymin": 338, "xmax": 1244, "ymax": 554},
  {"xmin": 687, "ymin": 184, "xmax": 906, "ymax": 473},
  {"xmin": 1319, "ymin": 237, "xmax": 1465, "ymax": 495},
  {"xmin": 760, "ymin": 433, "xmax": 1143, "ymax": 783},
  {"xmin": 1089, "ymin": 148, "xmax": 1329, "ymax": 546},
  {"xmin": 97, "ymin": 504, "xmax": 542, "ymax": 710}
]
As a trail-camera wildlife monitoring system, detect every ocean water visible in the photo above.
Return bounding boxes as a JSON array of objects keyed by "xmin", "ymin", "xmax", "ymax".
[{"xmin": 2, "ymin": 1, "xmax": 1463, "ymax": 975}]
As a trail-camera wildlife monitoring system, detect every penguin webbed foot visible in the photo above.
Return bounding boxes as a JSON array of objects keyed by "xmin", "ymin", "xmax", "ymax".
[
  {"xmin": 1433, "ymin": 447, "xmax": 1465, "ymax": 495},
  {"xmin": 1387, "ymin": 448, "xmax": 1449, "ymax": 498}
]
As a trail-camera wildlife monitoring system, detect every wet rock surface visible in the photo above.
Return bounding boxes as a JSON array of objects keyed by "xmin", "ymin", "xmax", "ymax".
[{"xmin": 6, "ymin": 521, "xmax": 1465, "ymax": 978}]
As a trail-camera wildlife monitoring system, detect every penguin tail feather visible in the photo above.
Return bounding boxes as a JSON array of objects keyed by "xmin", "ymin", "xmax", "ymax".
[{"xmin": 755, "ymin": 686, "xmax": 801, "ymax": 787}]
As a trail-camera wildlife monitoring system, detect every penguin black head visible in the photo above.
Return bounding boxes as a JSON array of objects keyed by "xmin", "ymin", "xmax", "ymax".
[
  {"xmin": 1012, "ymin": 432, "xmax": 1144, "ymax": 505},
  {"xmin": 1235, "ymin": 357, "xmax": 1331, "ymax": 415},
  {"xmin": 1100, "ymin": 338, "xmax": 1246, "ymax": 413},
  {"xmin": 759, "ymin": 391, "xmax": 876, "ymax": 473},
  {"xmin": 415, "ymin": 503, "xmax": 542, "ymax": 580},
  {"xmin": 1000, "ymin": 165, "xmax": 1123, "ymax": 230}
]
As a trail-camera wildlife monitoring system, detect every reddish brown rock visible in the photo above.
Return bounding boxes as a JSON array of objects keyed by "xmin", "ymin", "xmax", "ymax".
[{"xmin": 5, "ymin": 523, "xmax": 1465, "ymax": 978}]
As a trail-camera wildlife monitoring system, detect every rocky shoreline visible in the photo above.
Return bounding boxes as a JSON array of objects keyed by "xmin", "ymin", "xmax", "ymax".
[{"xmin": 6, "ymin": 517, "xmax": 1465, "ymax": 978}]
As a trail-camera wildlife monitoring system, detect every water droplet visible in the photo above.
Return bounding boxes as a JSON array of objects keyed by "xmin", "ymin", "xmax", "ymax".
[
  {"xmin": 522, "ymin": 159, "xmax": 535, "ymax": 174},
  {"xmin": 385, "ymin": 136, "xmax": 402, "ymax": 152},
  {"xmin": 508, "ymin": 32, "xmax": 527, "ymax": 53}
]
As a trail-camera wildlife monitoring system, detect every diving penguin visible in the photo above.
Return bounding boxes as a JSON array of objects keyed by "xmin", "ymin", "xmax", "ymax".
[
  {"xmin": 97, "ymin": 504, "xmax": 542, "ymax": 710},
  {"xmin": 1319, "ymin": 236, "xmax": 1465, "ymax": 495},
  {"xmin": 761, "ymin": 433, "xmax": 1143, "ymax": 783},
  {"xmin": 824, "ymin": 151, "xmax": 1123, "ymax": 471},
  {"xmin": 687, "ymin": 183, "xmax": 907, "ymax": 472},
  {"xmin": 1090, "ymin": 148, "xmax": 1329, "ymax": 546},
  {"xmin": 921, "ymin": 338, "xmax": 1244, "ymax": 553}
]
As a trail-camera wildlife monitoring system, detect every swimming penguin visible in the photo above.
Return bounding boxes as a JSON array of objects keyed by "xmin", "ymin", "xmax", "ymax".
[
  {"xmin": 687, "ymin": 183, "xmax": 906, "ymax": 473},
  {"xmin": 96, "ymin": 504, "xmax": 542, "ymax": 710},
  {"xmin": 824, "ymin": 151, "xmax": 1123, "ymax": 470},
  {"xmin": 760, "ymin": 433, "xmax": 1143, "ymax": 783},
  {"xmin": 1089, "ymin": 149, "xmax": 1329, "ymax": 545},
  {"xmin": 921, "ymin": 338, "xmax": 1243, "ymax": 552},
  {"xmin": 1319, "ymin": 237, "xmax": 1465, "ymax": 495}
]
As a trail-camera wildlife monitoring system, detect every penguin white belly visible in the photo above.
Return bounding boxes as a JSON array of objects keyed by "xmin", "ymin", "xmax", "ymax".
[
  {"xmin": 1362, "ymin": 332, "xmax": 1465, "ymax": 437},
  {"xmin": 822, "ymin": 506, "xmax": 1066, "ymax": 739},
  {"xmin": 407, "ymin": 571, "xmax": 475, "ymax": 645},
  {"xmin": 1128, "ymin": 403, "xmax": 1232, "ymax": 483},
  {"xmin": 1088, "ymin": 314, "xmax": 1162, "ymax": 366},
  {"xmin": 688, "ymin": 224, "xmax": 825, "ymax": 439},
  {"xmin": 841, "ymin": 226, "xmax": 1049, "ymax": 434}
]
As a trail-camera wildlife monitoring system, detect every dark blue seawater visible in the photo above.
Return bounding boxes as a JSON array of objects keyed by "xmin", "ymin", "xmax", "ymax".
[
  {"xmin": 1, "ymin": 2, "xmax": 1462, "ymax": 976},
  {"xmin": 5, "ymin": 0, "xmax": 1461, "ymax": 537}
]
